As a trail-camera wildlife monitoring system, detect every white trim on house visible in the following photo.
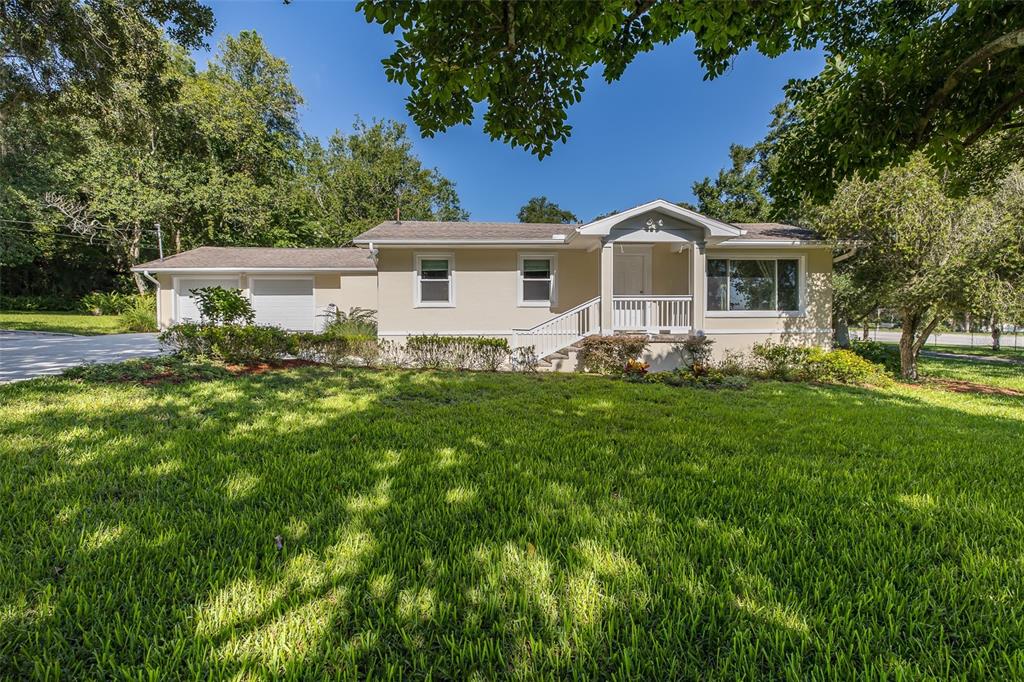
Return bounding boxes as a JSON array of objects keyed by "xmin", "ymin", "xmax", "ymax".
[
  {"xmin": 517, "ymin": 253, "xmax": 558, "ymax": 307},
  {"xmin": 702, "ymin": 254, "xmax": 807, "ymax": 318},
  {"xmin": 578, "ymin": 199, "xmax": 745, "ymax": 238},
  {"xmin": 414, "ymin": 252, "xmax": 455, "ymax": 308},
  {"xmin": 701, "ymin": 328, "xmax": 832, "ymax": 335},
  {"xmin": 136, "ymin": 267, "xmax": 375, "ymax": 273},
  {"xmin": 716, "ymin": 240, "xmax": 829, "ymax": 247},
  {"xmin": 358, "ymin": 238, "xmax": 574, "ymax": 247}
]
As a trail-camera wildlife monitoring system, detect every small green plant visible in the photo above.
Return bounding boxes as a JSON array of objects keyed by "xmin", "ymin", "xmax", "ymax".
[
  {"xmin": 192, "ymin": 286, "xmax": 255, "ymax": 325},
  {"xmin": 119, "ymin": 295, "xmax": 158, "ymax": 332},
  {"xmin": 673, "ymin": 336, "xmax": 716, "ymax": 376},
  {"xmin": 510, "ymin": 345, "xmax": 539, "ymax": 373},
  {"xmin": 575, "ymin": 335, "xmax": 649, "ymax": 375},
  {"xmin": 159, "ymin": 322, "xmax": 211, "ymax": 357},
  {"xmin": 80, "ymin": 291, "xmax": 131, "ymax": 316},
  {"xmin": 623, "ymin": 358, "xmax": 650, "ymax": 381},
  {"xmin": 319, "ymin": 305, "xmax": 378, "ymax": 336},
  {"xmin": 751, "ymin": 340, "xmax": 814, "ymax": 380}
]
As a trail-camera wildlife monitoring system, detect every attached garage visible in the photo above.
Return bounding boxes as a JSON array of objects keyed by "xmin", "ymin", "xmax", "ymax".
[
  {"xmin": 250, "ymin": 277, "xmax": 315, "ymax": 331},
  {"xmin": 133, "ymin": 246, "xmax": 378, "ymax": 330}
]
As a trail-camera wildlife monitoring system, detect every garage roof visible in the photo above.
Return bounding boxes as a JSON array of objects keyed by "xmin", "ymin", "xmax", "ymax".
[{"xmin": 133, "ymin": 246, "xmax": 376, "ymax": 272}]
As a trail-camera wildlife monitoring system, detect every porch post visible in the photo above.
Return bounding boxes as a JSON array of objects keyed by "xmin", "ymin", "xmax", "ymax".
[
  {"xmin": 600, "ymin": 242, "xmax": 614, "ymax": 334},
  {"xmin": 690, "ymin": 242, "xmax": 706, "ymax": 334}
]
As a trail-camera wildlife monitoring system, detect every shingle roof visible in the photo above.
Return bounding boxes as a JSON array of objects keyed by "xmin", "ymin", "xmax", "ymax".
[
  {"xmin": 731, "ymin": 222, "xmax": 822, "ymax": 241},
  {"xmin": 133, "ymin": 246, "xmax": 376, "ymax": 271},
  {"xmin": 354, "ymin": 221, "xmax": 580, "ymax": 243}
]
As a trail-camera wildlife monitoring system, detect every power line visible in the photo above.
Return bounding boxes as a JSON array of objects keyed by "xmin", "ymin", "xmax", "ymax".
[
  {"xmin": 0, "ymin": 217, "xmax": 148, "ymax": 240},
  {"xmin": 1, "ymin": 224, "xmax": 151, "ymax": 247}
]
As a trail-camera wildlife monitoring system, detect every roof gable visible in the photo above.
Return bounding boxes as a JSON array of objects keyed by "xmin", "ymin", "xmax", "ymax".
[{"xmin": 577, "ymin": 199, "xmax": 745, "ymax": 238}]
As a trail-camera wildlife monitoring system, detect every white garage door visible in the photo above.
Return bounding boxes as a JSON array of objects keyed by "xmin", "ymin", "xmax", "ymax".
[
  {"xmin": 251, "ymin": 278, "xmax": 315, "ymax": 330},
  {"xmin": 174, "ymin": 277, "xmax": 240, "ymax": 323}
]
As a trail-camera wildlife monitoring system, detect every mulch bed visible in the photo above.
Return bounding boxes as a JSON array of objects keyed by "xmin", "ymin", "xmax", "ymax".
[
  {"xmin": 223, "ymin": 359, "xmax": 320, "ymax": 375},
  {"xmin": 922, "ymin": 378, "xmax": 1024, "ymax": 398}
]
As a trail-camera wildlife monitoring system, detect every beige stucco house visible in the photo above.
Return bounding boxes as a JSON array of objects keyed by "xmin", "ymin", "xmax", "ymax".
[{"xmin": 134, "ymin": 199, "xmax": 834, "ymax": 370}]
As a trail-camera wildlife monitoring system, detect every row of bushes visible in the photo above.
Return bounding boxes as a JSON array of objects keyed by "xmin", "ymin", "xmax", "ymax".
[
  {"xmin": 159, "ymin": 324, "xmax": 541, "ymax": 371},
  {"xmin": 573, "ymin": 335, "xmax": 890, "ymax": 388},
  {"xmin": 1, "ymin": 294, "xmax": 78, "ymax": 311}
]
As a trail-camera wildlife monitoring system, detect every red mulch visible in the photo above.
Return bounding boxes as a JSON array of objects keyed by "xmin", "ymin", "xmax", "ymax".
[
  {"xmin": 224, "ymin": 359, "xmax": 320, "ymax": 375},
  {"xmin": 922, "ymin": 378, "xmax": 1024, "ymax": 398}
]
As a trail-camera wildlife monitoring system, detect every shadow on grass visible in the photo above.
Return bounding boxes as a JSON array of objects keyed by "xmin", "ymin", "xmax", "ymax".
[{"xmin": 1, "ymin": 368, "xmax": 1023, "ymax": 678}]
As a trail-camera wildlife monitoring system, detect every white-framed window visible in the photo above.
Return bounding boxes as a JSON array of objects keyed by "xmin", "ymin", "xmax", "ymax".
[
  {"xmin": 706, "ymin": 257, "xmax": 802, "ymax": 315},
  {"xmin": 415, "ymin": 253, "xmax": 454, "ymax": 307},
  {"xmin": 518, "ymin": 254, "xmax": 556, "ymax": 307}
]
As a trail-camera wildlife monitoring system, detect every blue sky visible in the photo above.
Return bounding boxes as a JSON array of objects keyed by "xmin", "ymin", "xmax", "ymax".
[{"xmin": 196, "ymin": 1, "xmax": 824, "ymax": 222}]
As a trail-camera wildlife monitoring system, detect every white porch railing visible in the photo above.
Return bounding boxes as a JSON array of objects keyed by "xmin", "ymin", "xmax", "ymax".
[
  {"xmin": 512, "ymin": 297, "xmax": 601, "ymax": 358},
  {"xmin": 613, "ymin": 295, "xmax": 692, "ymax": 332}
]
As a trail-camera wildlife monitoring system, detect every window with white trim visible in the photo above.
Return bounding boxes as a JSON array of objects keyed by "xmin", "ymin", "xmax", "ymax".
[
  {"xmin": 416, "ymin": 255, "xmax": 453, "ymax": 306},
  {"xmin": 519, "ymin": 255, "xmax": 555, "ymax": 306},
  {"xmin": 707, "ymin": 258, "xmax": 800, "ymax": 311}
]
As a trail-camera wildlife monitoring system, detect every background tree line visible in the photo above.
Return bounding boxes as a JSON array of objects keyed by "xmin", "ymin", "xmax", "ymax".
[{"xmin": 2, "ymin": 23, "xmax": 465, "ymax": 299}]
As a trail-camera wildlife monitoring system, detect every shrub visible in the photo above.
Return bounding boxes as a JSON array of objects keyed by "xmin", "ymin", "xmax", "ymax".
[
  {"xmin": 718, "ymin": 350, "xmax": 750, "ymax": 376},
  {"xmin": 204, "ymin": 324, "xmax": 292, "ymax": 365},
  {"xmin": 62, "ymin": 356, "xmax": 230, "ymax": 384},
  {"xmin": 623, "ymin": 358, "xmax": 650, "ymax": 381},
  {"xmin": 80, "ymin": 291, "xmax": 131, "ymax": 315},
  {"xmin": 404, "ymin": 335, "xmax": 511, "ymax": 370},
  {"xmin": 159, "ymin": 323, "xmax": 291, "ymax": 365},
  {"xmin": 850, "ymin": 339, "xmax": 900, "ymax": 373},
  {"xmin": 293, "ymin": 333, "xmax": 379, "ymax": 368},
  {"xmin": 750, "ymin": 340, "xmax": 814, "ymax": 380},
  {"xmin": 575, "ymin": 335, "xmax": 649, "ymax": 375},
  {"xmin": 192, "ymin": 286, "xmax": 254, "ymax": 325},
  {"xmin": 510, "ymin": 346, "xmax": 539, "ymax": 373},
  {"xmin": 653, "ymin": 368, "xmax": 750, "ymax": 390},
  {"xmin": 1, "ymin": 294, "xmax": 77, "ymax": 311},
  {"xmin": 319, "ymin": 305, "xmax": 378, "ymax": 336},
  {"xmin": 119, "ymin": 295, "xmax": 158, "ymax": 332},
  {"xmin": 673, "ymin": 336, "xmax": 715, "ymax": 376},
  {"xmin": 376, "ymin": 340, "xmax": 407, "ymax": 369},
  {"xmin": 159, "ymin": 323, "xmax": 211, "ymax": 358},
  {"xmin": 804, "ymin": 348, "xmax": 892, "ymax": 385}
]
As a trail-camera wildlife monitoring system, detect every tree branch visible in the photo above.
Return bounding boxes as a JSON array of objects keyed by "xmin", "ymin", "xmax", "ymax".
[
  {"xmin": 963, "ymin": 90, "xmax": 1024, "ymax": 148},
  {"xmin": 916, "ymin": 28, "xmax": 1024, "ymax": 141}
]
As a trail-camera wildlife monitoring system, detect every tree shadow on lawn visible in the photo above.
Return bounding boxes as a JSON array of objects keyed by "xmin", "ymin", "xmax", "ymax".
[{"xmin": 1, "ymin": 369, "xmax": 1023, "ymax": 679}]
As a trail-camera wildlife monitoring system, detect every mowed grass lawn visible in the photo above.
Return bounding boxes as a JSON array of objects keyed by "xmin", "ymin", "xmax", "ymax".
[
  {"xmin": 2, "ymin": 362, "xmax": 1023, "ymax": 679},
  {"xmin": 0, "ymin": 311, "xmax": 125, "ymax": 335}
]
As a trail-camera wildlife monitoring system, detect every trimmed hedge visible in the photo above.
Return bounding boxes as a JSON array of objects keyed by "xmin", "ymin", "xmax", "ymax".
[
  {"xmin": 575, "ymin": 335, "xmax": 649, "ymax": 375},
  {"xmin": 405, "ymin": 335, "xmax": 511, "ymax": 371},
  {"xmin": 158, "ymin": 323, "xmax": 292, "ymax": 365},
  {"xmin": 752, "ymin": 341, "xmax": 890, "ymax": 385},
  {"xmin": 292, "ymin": 333, "xmax": 379, "ymax": 368}
]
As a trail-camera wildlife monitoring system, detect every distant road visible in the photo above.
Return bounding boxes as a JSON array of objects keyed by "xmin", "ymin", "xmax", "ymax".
[{"xmin": 865, "ymin": 330, "xmax": 1023, "ymax": 349}]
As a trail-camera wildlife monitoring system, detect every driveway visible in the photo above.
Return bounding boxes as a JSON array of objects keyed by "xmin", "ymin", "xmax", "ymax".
[{"xmin": 0, "ymin": 332, "xmax": 165, "ymax": 383}]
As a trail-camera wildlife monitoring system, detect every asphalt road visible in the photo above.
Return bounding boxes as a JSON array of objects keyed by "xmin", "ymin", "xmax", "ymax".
[{"xmin": 0, "ymin": 332, "xmax": 165, "ymax": 383}]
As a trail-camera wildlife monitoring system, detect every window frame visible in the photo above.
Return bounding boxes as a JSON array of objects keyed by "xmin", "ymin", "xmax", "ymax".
[
  {"xmin": 704, "ymin": 254, "xmax": 805, "ymax": 318},
  {"xmin": 414, "ymin": 252, "xmax": 455, "ymax": 308},
  {"xmin": 517, "ymin": 253, "xmax": 557, "ymax": 307}
]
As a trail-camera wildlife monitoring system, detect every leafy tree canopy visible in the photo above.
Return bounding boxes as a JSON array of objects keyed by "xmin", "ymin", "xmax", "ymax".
[
  {"xmin": 0, "ymin": 0, "xmax": 214, "ymax": 112},
  {"xmin": 517, "ymin": 196, "xmax": 577, "ymax": 224},
  {"xmin": 691, "ymin": 144, "xmax": 773, "ymax": 224},
  {"xmin": 357, "ymin": 0, "xmax": 1024, "ymax": 199}
]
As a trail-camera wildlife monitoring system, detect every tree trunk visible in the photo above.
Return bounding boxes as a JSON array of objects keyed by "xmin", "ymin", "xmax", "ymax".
[
  {"xmin": 991, "ymin": 315, "xmax": 1002, "ymax": 351},
  {"xmin": 862, "ymin": 321, "xmax": 870, "ymax": 341},
  {"xmin": 130, "ymin": 221, "xmax": 146, "ymax": 294},
  {"xmin": 834, "ymin": 316, "xmax": 851, "ymax": 348},
  {"xmin": 899, "ymin": 316, "xmax": 919, "ymax": 380}
]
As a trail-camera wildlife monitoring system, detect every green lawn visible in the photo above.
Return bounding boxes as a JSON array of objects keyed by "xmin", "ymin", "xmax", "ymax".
[
  {"xmin": 2, "ymin": 367, "xmax": 1022, "ymax": 679},
  {"xmin": 0, "ymin": 311, "xmax": 126, "ymax": 335}
]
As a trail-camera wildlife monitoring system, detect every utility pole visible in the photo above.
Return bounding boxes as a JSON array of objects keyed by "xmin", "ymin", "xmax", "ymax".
[{"xmin": 155, "ymin": 222, "xmax": 164, "ymax": 260}]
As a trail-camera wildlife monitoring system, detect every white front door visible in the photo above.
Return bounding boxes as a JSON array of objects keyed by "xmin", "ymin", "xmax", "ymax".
[{"xmin": 614, "ymin": 254, "xmax": 646, "ymax": 294}]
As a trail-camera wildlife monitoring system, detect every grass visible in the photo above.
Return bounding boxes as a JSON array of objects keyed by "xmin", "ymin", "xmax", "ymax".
[
  {"xmin": 1, "ymin": 365, "xmax": 1023, "ymax": 679},
  {"xmin": 0, "ymin": 311, "xmax": 126, "ymax": 335},
  {"xmin": 920, "ymin": 343, "xmax": 1024, "ymax": 360}
]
